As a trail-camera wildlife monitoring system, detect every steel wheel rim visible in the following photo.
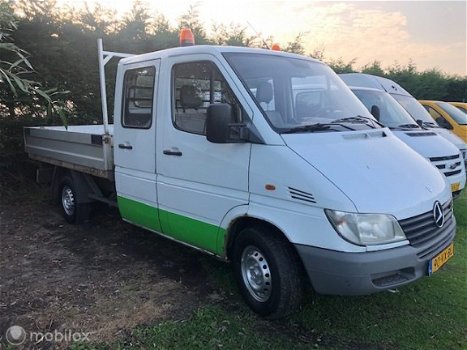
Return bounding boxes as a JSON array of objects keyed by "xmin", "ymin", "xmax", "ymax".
[
  {"xmin": 61, "ymin": 185, "xmax": 75, "ymax": 216},
  {"xmin": 241, "ymin": 245, "xmax": 272, "ymax": 302}
]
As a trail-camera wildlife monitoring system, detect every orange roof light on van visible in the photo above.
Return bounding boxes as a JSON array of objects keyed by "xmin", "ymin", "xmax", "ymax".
[
  {"xmin": 271, "ymin": 43, "xmax": 281, "ymax": 51},
  {"xmin": 179, "ymin": 28, "xmax": 195, "ymax": 47}
]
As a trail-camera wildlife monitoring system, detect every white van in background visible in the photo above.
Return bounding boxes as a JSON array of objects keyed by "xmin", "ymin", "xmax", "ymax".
[
  {"xmin": 339, "ymin": 73, "xmax": 467, "ymax": 171},
  {"xmin": 344, "ymin": 85, "xmax": 465, "ymax": 197}
]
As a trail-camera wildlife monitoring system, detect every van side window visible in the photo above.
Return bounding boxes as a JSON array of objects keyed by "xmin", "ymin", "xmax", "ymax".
[
  {"xmin": 122, "ymin": 67, "xmax": 155, "ymax": 129},
  {"xmin": 424, "ymin": 106, "xmax": 443, "ymax": 120},
  {"xmin": 172, "ymin": 61, "xmax": 243, "ymax": 135}
]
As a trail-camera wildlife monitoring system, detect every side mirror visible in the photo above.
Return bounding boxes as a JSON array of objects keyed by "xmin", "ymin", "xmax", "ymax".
[
  {"xmin": 206, "ymin": 104, "xmax": 236, "ymax": 143},
  {"xmin": 370, "ymin": 105, "xmax": 380, "ymax": 121},
  {"xmin": 416, "ymin": 119, "xmax": 424, "ymax": 127}
]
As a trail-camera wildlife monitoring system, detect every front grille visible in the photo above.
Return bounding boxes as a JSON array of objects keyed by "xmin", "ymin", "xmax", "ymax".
[
  {"xmin": 429, "ymin": 154, "xmax": 462, "ymax": 177},
  {"xmin": 445, "ymin": 169, "xmax": 462, "ymax": 176},
  {"xmin": 429, "ymin": 155, "xmax": 459, "ymax": 162},
  {"xmin": 399, "ymin": 201, "xmax": 454, "ymax": 258}
]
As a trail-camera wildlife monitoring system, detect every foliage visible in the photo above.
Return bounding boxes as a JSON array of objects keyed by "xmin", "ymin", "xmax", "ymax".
[
  {"xmin": 283, "ymin": 33, "xmax": 306, "ymax": 55},
  {"xmin": 0, "ymin": 0, "xmax": 68, "ymax": 125},
  {"xmin": 328, "ymin": 57, "xmax": 357, "ymax": 74},
  {"xmin": 211, "ymin": 23, "xmax": 256, "ymax": 47}
]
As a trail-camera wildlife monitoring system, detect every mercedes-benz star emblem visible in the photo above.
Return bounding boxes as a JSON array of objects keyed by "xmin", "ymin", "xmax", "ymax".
[{"xmin": 433, "ymin": 201, "xmax": 444, "ymax": 228}]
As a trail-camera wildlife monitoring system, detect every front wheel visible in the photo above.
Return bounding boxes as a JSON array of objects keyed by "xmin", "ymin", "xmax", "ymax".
[{"xmin": 232, "ymin": 226, "xmax": 304, "ymax": 318}]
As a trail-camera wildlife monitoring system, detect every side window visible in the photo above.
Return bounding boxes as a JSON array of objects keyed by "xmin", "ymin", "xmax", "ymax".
[
  {"xmin": 425, "ymin": 106, "xmax": 442, "ymax": 120},
  {"xmin": 122, "ymin": 67, "xmax": 155, "ymax": 129},
  {"xmin": 172, "ymin": 61, "xmax": 243, "ymax": 135}
]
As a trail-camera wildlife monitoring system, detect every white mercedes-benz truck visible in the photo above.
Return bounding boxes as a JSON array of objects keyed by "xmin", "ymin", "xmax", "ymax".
[{"xmin": 24, "ymin": 38, "xmax": 456, "ymax": 318}]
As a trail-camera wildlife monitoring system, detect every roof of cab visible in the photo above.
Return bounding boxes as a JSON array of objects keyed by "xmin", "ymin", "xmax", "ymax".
[
  {"xmin": 120, "ymin": 45, "xmax": 321, "ymax": 65},
  {"xmin": 339, "ymin": 73, "xmax": 412, "ymax": 97}
]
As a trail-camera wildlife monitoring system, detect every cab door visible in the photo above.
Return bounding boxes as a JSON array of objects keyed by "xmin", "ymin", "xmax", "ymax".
[
  {"xmin": 156, "ymin": 56, "xmax": 251, "ymax": 254},
  {"xmin": 114, "ymin": 60, "xmax": 162, "ymax": 232}
]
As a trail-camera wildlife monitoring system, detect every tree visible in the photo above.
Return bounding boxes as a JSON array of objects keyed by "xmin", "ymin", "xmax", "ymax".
[
  {"xmin": 283, "ymin": 33, "xmax": 305, "ymax": 55},
  {"xmin": 0, "ymin": 1, "xmax": 61, "ymax": 119},
  {"xmin": 211, "ymin": 23, "xmax": 256, "ymax": 47},
  {"xmin": 149, "ymin": 14, "xmax": 179, "ymax": 49},
  {"xmin": 328, "ymin": 57, "xmax": 356, "ymax": 73},
  {"xmin": 119, "ymin": 0, "xmax": 150, "ymax": 43},
  {"xmin": 178, "ymin": 5, "xmax": 211, "ymax": 44},
  {"xmin": 361, "ymin": 60, "xmax": 385, "ymax": 76},
  {"xmin": 79, "ymin": 2, "xmax": 118, "ymax": 36},
  {"xmin": 309, "ymin": 47, "xmax": 326, "ymax": 61}
]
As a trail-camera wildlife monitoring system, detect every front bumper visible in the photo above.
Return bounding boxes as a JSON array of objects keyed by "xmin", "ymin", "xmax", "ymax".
[{"xmin": 295, "ymin": 216, "xmax": 456, "ymax": 295}]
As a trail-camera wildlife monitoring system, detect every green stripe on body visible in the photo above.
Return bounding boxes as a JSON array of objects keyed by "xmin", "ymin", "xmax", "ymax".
[
  {"xmin": 117, "ymin": 196, "xmax": 225, "ymax": 255},
  {"xmin": 117, "ymin": 196, "xmax": 162, "ymax": 232}
]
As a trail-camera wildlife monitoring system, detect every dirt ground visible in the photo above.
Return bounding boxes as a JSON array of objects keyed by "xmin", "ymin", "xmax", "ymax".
[{"xmin": 0, "ymin": 169, "xmax": 226, "ymax": 348}]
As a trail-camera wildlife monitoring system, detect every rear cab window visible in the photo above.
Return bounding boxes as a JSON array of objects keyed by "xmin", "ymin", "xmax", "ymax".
[{"xmin": 122, "ymin": 67, "xmax": 155, "ymax": 129}]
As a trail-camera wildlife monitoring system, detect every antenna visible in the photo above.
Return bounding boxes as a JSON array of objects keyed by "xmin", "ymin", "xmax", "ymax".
[{"xmin": 246, "ymin": 21, "xmax": 270, "ymax": 49}]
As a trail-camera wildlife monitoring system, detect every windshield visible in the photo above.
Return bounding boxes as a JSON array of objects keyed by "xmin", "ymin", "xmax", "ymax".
[
  {"xmin": 224, "ymin": 53, "xmax": 376, "ymax": 132},
  {"xmin": 352, "ymin": 89, "xmax": 419, "ymax": 129},
  {"xmin": 454, "ymin": 105, "xmax": 467, "ymax": 113},
  {"xmin": 437, "ymin": 101, "xmax": 467, "ymax": 125},
  {"xmin": 391, "ymin": 94, "xmax": 439, "ymax": 126}
]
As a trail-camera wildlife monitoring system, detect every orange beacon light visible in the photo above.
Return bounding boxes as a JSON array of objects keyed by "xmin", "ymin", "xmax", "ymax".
[
  {"xmin": 179, "ymin": 28, "xmax": 195, "ymax": 47},
  {"xmin": 271, "ymin": 43, "xmax": 281, "ymax": 51}
]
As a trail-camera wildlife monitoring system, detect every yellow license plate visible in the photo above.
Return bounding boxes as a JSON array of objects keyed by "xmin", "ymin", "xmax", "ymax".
[
  {"xmin": 429, "ymin": 243, "xmax": 454, "ymax": 275},
  {"xmin": 451, "ymin": 182, "xmax": 460, "ymax": 192}
]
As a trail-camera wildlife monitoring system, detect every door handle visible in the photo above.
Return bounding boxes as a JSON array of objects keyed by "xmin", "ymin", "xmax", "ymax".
[
  {"xmin": 163, "ymin": 149, "xmax": 183, "ymax": 156},
  {"xmin": 118, "ymin": 143, "xmax": 133, "ymax": 150}
]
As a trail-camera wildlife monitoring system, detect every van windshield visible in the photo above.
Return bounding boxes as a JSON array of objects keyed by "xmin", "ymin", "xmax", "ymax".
[
  {"xmin": 223, "ymin": 53, "xmax": 377, "ymax": 133},
  {"xmin": 352, "ymin": 89, "xmax": 420, "ymax": 129},
  {"xmin": 437, "ymin": 101, "xmax": 467, "ymax": 125},
  {"xmin": 391, "ymin": 94, "xmax": 440, "ymax": 127}
]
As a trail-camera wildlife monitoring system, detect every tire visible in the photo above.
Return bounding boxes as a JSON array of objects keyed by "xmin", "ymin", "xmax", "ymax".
[
  {"xmin": 232, "ymin": 226, "xmax": 304, "ymax": 318},
  {"xmin": 58, "ymin": 176, "xmax": 91, "ymax": 224}
]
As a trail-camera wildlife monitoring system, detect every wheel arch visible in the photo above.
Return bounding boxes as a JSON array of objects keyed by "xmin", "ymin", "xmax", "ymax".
[
  {"xmin": 225, "ymin": 216, "xmax": 286, "ymax": 260},
  {"xmin": 54, "ymin": 168, "xmax": 98, "ymax": 204},
  {"xmin": 221, "ymin": 207, "xmax": 310, "ymax": 286}
]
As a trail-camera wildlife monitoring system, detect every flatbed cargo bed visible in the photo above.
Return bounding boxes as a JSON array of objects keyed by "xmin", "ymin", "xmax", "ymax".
[{"xmin": 24, "ymin": 124, "xmax": 114, "ymax": 179}]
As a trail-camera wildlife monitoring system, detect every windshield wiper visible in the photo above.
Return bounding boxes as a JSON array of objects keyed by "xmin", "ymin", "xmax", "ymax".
[
  {"xmin": 281, "ymin": 123, "xmax": 354, "ymax": 134},
  {"xmin": 332, "ymin": 115, "xmax": 383, "ymax": 128},
  {"xmin": 397, "ymin": 123, "xmax": 420, "ymax": 129}
]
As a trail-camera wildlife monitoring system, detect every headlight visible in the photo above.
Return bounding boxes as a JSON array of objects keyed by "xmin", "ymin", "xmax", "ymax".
[{"xmin": 325, "ymin": 209, "xmax": 406, "ymax": 246}]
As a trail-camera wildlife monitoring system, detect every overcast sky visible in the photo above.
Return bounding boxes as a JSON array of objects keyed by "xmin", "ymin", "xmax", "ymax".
[{"xmin": 59, "ymin": 0, "xmax": 466, "ymax": 75}]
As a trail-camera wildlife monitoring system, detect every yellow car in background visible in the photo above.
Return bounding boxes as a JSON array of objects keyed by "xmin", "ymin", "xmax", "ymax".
[
  {"xmin": 419, "ymin": 100, "xmax": 467, "ymax": 142},
  {"xmin": 449, "ymin": 102, "xmax": 467, "ymax": 113}
]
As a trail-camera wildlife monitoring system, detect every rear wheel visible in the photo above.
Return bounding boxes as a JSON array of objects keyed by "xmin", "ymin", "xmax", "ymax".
[
  {"xmin": 58, "ymin": 176, "xmax": 91, "ymax": 224},
  {"xmin": 232, "ymin": 226, "xmax": 304, "ymax": 318}
]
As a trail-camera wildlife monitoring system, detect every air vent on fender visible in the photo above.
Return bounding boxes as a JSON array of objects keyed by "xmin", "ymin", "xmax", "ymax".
[{"xmin": 288, "ymin": 187, "xmax": 316, "ymax": 204}]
